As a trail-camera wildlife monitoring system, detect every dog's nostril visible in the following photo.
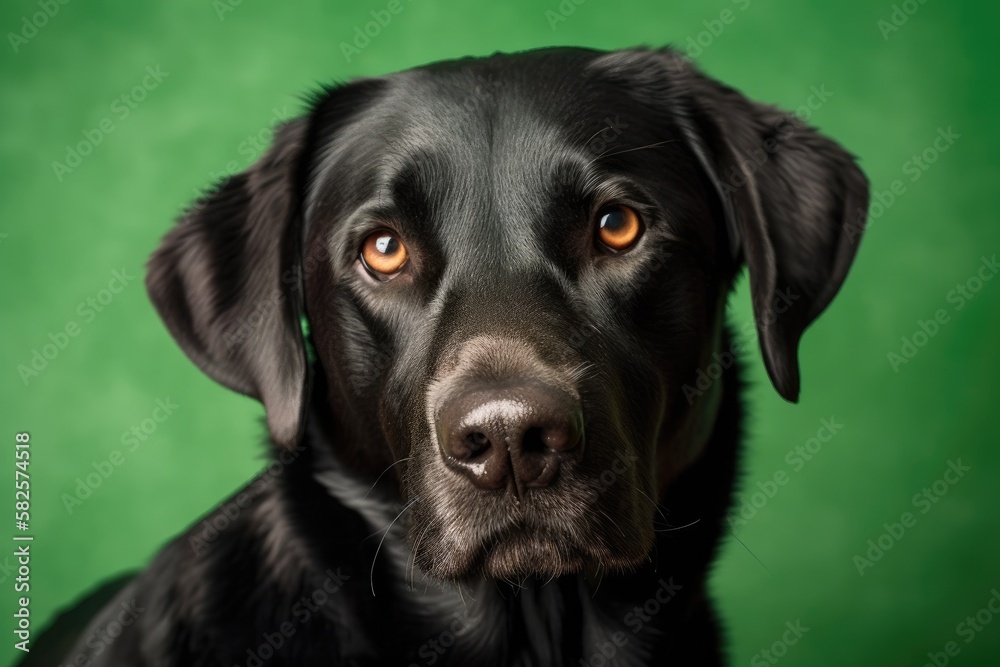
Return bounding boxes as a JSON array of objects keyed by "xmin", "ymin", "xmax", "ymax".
[
  {"xmin": 463, "ymin": 431, "xmax": 491, "ymax": 458},
  {"xmin": 543, "ymin": 422, "xmax": 581, "ymax": 453},
  {"xmin": 521, "ymin": 427, "xmax": 546, "ymax": 453},
  {"xmin": 437, "ymin": 382, "xmax": 584, "ymax": 491}
]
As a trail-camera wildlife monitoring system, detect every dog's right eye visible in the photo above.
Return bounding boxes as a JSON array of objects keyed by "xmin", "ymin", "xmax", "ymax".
[
  {"xmin": 595, "ymin": 205, "xmax": 643, "ymax": 252},
  {"xmin": 361, "ymin": 231, "xmax": 408, "ymax": 278}
]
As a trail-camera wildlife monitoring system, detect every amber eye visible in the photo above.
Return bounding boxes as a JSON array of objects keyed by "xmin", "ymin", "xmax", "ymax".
[
  {"xmin": 361, "ymin": 231, "xmax": 408, "ymax": 277},
  {"xmin": 596, "ymin": 205, "xmax": 642, "ymax": 251}
]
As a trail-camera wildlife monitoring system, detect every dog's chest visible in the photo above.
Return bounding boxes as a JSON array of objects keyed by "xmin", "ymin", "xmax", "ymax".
[{"xmin": 370, "ymin": 578, "xmax": 651, "ymax": 667}]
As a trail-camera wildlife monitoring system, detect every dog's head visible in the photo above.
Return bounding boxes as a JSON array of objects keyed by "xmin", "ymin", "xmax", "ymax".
[{"xmin": 147, "ymin": 48, "xmax": 868, "ymax": 581}]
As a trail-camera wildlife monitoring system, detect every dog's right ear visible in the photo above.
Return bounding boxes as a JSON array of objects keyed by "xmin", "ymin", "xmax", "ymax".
[{"xmin": 146, "ymin": 119, "xmax": 310, "ymax": 448}]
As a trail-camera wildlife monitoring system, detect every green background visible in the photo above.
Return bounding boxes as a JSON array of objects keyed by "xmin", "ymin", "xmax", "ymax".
[{"xmin": 2, "ymin": 0, "xmax": 998, "ymax": 665}]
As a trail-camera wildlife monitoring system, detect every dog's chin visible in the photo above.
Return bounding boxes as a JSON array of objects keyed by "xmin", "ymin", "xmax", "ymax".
[{"xmin": 417, "ymin": 527, "xmax": 652, "ymax": 582}]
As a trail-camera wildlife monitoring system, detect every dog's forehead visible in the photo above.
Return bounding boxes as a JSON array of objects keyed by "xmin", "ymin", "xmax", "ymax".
[
  {"xmin": 380, "ymin": 50, "xmax": 666, "ymax": 165},
  {"xmin": 379, "ymin": 72, "xmax": 582, "ymax": 261},
  {"xmin": 310, "ymin": 51, "xmax": 683, "ymax": 262}
]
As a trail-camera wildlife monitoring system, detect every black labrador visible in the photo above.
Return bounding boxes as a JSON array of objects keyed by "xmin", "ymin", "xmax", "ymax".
[{"xmin": 31, "ymin": 46, "xmax": 868, "ymax": 666}]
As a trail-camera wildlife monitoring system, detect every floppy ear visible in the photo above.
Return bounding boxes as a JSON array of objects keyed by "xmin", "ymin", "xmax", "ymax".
[
  {"xmin": 146, "ymin": 119, "xmax": 310, "ymax": 448},
  {"xmin": 668, "ymin": 50, "xmax": 870, "ymax": 402}
]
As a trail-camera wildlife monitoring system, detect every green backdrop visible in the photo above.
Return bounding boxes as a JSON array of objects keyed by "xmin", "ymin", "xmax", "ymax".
[{"xmin": 2, "ymin": 0, "xmax": 998, "ymax": 665}]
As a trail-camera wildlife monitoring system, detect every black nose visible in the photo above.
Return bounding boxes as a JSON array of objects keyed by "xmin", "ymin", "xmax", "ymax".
[{"xmin": 436, "ymin": 382, "xmax": 584, "ymax": 492}]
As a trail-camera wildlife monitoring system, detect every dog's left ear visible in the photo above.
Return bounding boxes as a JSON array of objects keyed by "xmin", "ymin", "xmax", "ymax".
[
  {"xmin": 666, "ymin": 50, "xmax": 870, "ymax": 402},
  {"xmin": 146, "ymin": 119, "xmax": 309, "ymax": 448}
]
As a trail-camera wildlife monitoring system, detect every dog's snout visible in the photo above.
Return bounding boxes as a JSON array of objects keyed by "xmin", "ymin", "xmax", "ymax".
[{"xmin": 436, "ymin": 383, "xmax": 583, "ymax": 492}]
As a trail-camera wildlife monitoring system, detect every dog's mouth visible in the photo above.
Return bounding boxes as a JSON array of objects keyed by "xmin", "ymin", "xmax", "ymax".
[
  {"xmin": 410, "ymin": 496, "xmax": 654, "ymax": 581},
  {"xmin": 470, "ymin": 523, "xmax": 645, "ymax": 580}
]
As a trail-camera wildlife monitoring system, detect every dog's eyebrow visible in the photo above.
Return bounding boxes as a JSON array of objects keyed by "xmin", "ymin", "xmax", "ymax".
[
  {"xmin": 542, "ymin": 153, "xmax": 693, "ymax": 250},
  {"xmin": 548, "ymin": 153, "xmax": 650, "ymax": 210},
  {"xmin": 368, "ymin": 147, "xmax": 450, "ymax": 234},
  {"xmin": 383, "ymin": 156, "xmax": 432, "ymax": 216}
]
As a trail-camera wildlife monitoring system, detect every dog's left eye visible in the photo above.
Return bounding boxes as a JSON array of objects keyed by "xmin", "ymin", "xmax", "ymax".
[
  {"xmin": 596, "ymin": 205, "xmax": 643, "ymax": 252},
  {"xmin": 361, "ymin": 231, "xmax": 408, "ymax": 278}
]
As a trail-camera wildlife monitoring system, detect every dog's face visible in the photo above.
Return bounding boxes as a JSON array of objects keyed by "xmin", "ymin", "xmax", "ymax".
[{"xmin": 147, "ymin": 48, "xmax": 868, "ymax": 581}]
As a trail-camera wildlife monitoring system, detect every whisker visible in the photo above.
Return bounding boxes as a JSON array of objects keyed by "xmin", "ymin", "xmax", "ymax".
[
  {"xmin": 586, "ymin": 139, "xmax": 677, "ymax": 167},
  {"xmin": 567, "ymin": 361, "xmax": 598, "ymax": 384},
  {"xmin": 370, "ymin": 497, "xmax": 419, "ymax": 596},
  {"xmin": 461, "ymin": 581, "xmax": 478, "ymax": 604},
  {"xmin": 364, "ymin": 456, "xmax": 413, "ymax": 499},
  {"xmin": 590, "ymin": 562, "xmax": 605, "ymax": 598},
  {"xmin": 582, "ymin": 126, "xmax": 610, "ymax": 151},
  {"xmin": 407, "ymin": 519, "xmax": 435, "ymax": 590},
  {"xmin": 597, "ymin": 508, "xmax": 627, "ymax": 539},
  {"xmin": 656, "ymin": 517, "xmax": 701, "ymax": 533},
  {"xmin": 619, "ymin": 478, "xmax": 671, "ymax": 528}
]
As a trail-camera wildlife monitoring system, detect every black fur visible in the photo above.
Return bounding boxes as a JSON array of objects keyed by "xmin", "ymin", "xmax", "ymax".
[{"xmin": 32, "ymin": 46, "xmax": 868, "ymax": 666}]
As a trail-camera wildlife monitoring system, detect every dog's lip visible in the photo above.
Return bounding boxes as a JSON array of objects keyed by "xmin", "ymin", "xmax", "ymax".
[
  {"xmin": 469, "ymin": 521, "xmax": 602, "ymax": 563},
  {"xmin": 411, "ymin": 500, "xmax": 653, "ymax": 579},
  {"xmin": 461, "ymin": 525, "xmax": 646, "ymax": 579}
]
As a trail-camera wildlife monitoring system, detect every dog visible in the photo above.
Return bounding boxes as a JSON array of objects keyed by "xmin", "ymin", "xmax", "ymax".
[{"xmin": 30, "ymin": 46, "xmax": 868, "ymax": 666}]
